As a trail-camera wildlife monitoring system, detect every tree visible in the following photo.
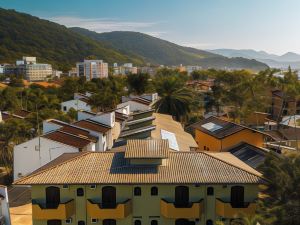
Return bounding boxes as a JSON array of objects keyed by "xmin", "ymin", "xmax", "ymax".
[
  {"xmin": 154, "ymin": 75, "xmax": 193, "ymax": 122},
  {"xmin": 127, "ymin": 73, "xmax": 150, "ymax": 95},
  {"xmin": 258, "ymin": 152, "xmax": 300, "ymax": 225}
]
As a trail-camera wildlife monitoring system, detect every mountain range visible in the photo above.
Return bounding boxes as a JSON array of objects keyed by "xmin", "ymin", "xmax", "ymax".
[
  {"xmin": 209, "ymin": 49, "xmax": 300, "ymax": 69},
  {"xmin": 0, "ymin": 8, "xmax": 268, "ymax": 71}
]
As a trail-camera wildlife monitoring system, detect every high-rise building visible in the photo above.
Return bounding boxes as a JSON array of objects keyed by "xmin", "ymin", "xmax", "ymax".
[
  {"xmin": 25, "ymin": 63, "xmax": 53, "ymax": 81},
  {"xmin": 76, "ymin": 60, "xmax": 108, "ymax": 81}
]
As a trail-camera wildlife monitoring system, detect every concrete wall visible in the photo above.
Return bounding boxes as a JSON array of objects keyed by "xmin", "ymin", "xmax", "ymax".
[
  {"xmin": 31, "ymin": 183, "xmax": 259, "ymax": 225},
  {"xmin": 117, "ymin": 102, "xmax": 150, "ymax": 113},
  {"xmin": 61, "ymin": 100, "xmax": 91, "ymax": 113},
  {"xmin": 13, "ymin": 137, "xmax": 80, "ymax": 181}
]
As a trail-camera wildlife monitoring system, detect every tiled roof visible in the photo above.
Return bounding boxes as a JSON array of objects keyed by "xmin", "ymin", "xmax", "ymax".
[
  {"xmin": 14, "ymin": 151, "xmax": 264, "ymax": 185},
  {"xmin": 191, "ymin": 116, "xmax": 268, "ymax": 139},
  {"xmin": 151, "ymin": 113, "xmax": 198, "ymax": 151},
  {"xmin": 14, "ymin": 109, "xmax": 31, "ymax": 118},
  {"xmin": 43, "ymin": 131, "xmax": 92, "ymax": 149},
  {"xmin": 48, "ymin": 120, "xmax": 98, "ymax": 143},
  {"xmin": 125, "ymin": 139, "xmax": 169, "ymax": 159},
  {"xmin": 74, "ymin": 120, "xmax": 110, "ymax": 133}
]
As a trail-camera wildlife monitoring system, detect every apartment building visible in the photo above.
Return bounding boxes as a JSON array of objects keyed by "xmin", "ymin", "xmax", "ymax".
[
  {"xmin": 14, "ymin": 139, "xmax": 263, "ymax": 225},
  {"xmin": 113, "ymin": 63, "xmax": 138, "ymax": 75},
  {"xmin": 25, "ymin": 63, "xmax": 53, "ymax": 81},
  {"xmin": 76, "ymin": 60, "xmax": 108, "ymax": 81}
]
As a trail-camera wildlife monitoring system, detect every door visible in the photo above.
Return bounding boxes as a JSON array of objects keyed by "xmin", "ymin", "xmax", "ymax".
[
  {"xmin": 46, "ymin": 187, "xmax": 60, "ymax": 208},
  {"xmin": 102, "ymin": 186, "xmax": 116, "ymax": 208},
  {"xmin": 231, "ymin": 186, "xmax": 244, "ymax": 208},
  {"xmin": 175, "ymin": 186, "xmax": 189, "ymax": 208}
]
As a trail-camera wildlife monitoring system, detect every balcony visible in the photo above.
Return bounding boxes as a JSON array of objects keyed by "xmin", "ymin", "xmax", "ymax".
[
  {"xmin": 87, "ymin": 199, "xmax": 132, "ymax": 219},
  {"xmin": 32, "ymin": 199, "xmax": 75, "ymax": 220},
  {"xmin": 216, "ymin": 199, "xmax": 257, "ymax": 218},
  {"xmin": 160, "ymin": 199, "xmax": 203, "ymax": 219}
]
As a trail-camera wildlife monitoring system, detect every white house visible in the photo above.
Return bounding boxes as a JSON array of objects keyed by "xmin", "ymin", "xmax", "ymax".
[
  {"xmin": 13, "ymin": 130, "xmax": 95, "ymax": 181},
  {"xmin": 61, "ymin": 99, "xmax": 91, "ymax": 113},
  {"xmin": 0, "ymin": 186, "xmax": 11, "ymax": 225}
]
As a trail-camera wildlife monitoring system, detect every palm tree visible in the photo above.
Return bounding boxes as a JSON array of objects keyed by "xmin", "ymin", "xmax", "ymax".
[{"xmin": 154, "ymin": 76, "xmax": 193, "ymax": 122}]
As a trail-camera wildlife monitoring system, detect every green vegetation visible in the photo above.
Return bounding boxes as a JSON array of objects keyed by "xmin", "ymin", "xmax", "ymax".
[
  {"xmin": 0, "ymin": 8, "xmax": 143, "ymax": 71},
  {"xmin": 71, "ymin": 28, "xmax": 269, "ymax": 71},
  {"xmin": 258, "ymin": 152, "xmax": 300, "ymax": 225}
]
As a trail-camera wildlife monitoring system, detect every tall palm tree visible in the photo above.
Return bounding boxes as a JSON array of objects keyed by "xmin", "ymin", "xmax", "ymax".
[{"xmin": 154, "ymin": 77, "xmax": 193, "ymax": 122}]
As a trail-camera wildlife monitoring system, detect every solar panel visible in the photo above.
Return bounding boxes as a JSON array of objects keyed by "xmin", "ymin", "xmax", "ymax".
[
  {"xmin": 161, "ymin": 129, "xmax": 179, "ymax": 151},
  {"xmin": 201, "ymin": 122, "xmax": 223, "ymax": 132}
]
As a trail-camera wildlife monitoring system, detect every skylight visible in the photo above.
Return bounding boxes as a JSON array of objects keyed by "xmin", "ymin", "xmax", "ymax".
[
  {"xmin": 161, "ymin": 129, "xmax": 179, "ymax": 151},
  {"xmin": 201, "ymin": 122, "xmax": 222, "ymax": 132}
]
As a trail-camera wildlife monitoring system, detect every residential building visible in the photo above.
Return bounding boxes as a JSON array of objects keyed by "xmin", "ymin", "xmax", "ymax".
[
  {"xmin": 186, "ymin": 80, "xmax": 214, "ymax": 93},
  {"xmin": 61, "ymin": 92, "xmax": 92, "ymax": 113},
  {"xmin": 271, "ymin": 90, "xmax": 300, "ymax": 120},
  {"xmin": 0, "ymin": 186, "xmax": 11, "ymax": 225},
  {"xmin": 68, "ymin": 67, "xmax": 77, "ymax": 77},
  {"xmin": 118, "ymin": 93, "xmax": 158, "ymax": 113},
  {"xmin": 76, "ymin": 60, "xmax": 108, "ymax": 81},
  {"xmin": 191, "ymin": 116, "xmax": 272, "ymax": 152},
  {"xmin": 13, "ymin": 129, "xmax": 96, "ymax": 181},
  {"xmin": 25, "ymin": 63, "xmax": 53, "ymax": 81},
  {"xmin": 14, "ymin": 139, "xmax": 263, "ymax": 225},
  {"xmin": 113, "ymin": 63, "xmax": 138, "ymax": 75},
  {"xmin": 0, "ymin": 109, "xmax": 31, "ymax": 122},
  {"xmin": 138, "ymin": 66, "xmax": 158, "ymax": 76},
  {"xmin": 186, "ymin": 65, "xmax": 202, "ymax": 75}
]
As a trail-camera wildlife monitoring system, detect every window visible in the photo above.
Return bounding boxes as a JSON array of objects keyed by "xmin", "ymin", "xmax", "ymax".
[
  {"xmin": 204, "ymin": 146, "xmax": 206, "ymax": 150},
  {"xmin": 91, "ymin": 218, "xmax": 98, "ymax": 224},
  {"xmin": 231, "ymin": 186, "xmax": 245, "ymax": 208},
  {"xmin": 151, "ymin": 220, "xmax": 158, "ymax": 225},
  {"xmin": 77, "ymin": 188, "xmax": 84, "ymax": 197},
  {"xmin": 47, "ymin": 220, "xmax": 61, "ymax": 225},
  {"xmin": 206, "ymin": 220, "xmax": 213, "ymax": 225},
  {"xmin": 63, "ymin": 106, "xmax": 67, "ymax": 111},
  {"xmin": 134, "ymin": 220, "xmax": 141, "ymax": 225},
  {"xmin": 207, "ymin": 187, "xmax": 214, "ymax": 196},
  {"xmin": 62, "ymin": 184, "xmax": 69, "ymax": 189},
  {"xmin": 90, "ymin": 184, "xmax": 97, "ymax": 189},
  {"xmin": 151, "ymin": 187, "xmax": 158, "ymax": 196},
  {"xmin": 78, "ymin": 221, "xmax": 85, "ymax": 225},
  {"xmin": 134, "ymin": 187, "xmax": 141, "ymax": 196},
  {"xmin": 103, "ymin": 220, "xmax": 116, "ymax": 225}
]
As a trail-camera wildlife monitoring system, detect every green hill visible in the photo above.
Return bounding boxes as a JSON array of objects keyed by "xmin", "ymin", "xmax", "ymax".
[
  {"xmin": 0, "ymin": 8, "xmax": 143, "ymax": 71},
  {"xmin": 71, "ymin": 28, "xmax": 269, "ymax": 71}
]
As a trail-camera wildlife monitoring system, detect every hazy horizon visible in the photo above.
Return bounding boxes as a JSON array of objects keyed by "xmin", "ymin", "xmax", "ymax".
[{"xmin": 1, "ymin": 0, "xmax": 300, "ymax": 55}]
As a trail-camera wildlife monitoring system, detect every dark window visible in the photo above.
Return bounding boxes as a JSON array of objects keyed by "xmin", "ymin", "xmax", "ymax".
[
  {"xmin": 134, "ymin": 220, "xmax": 141, "ymax": 225},
  {"xmin": 103, "ymin": 219, "xmax": 116, "ymax": 225},
  {"xmin": 63, "ymin": 106, "xmax": 67, "ymax": 111},
  {"xmin": 204, "ymin": 146, "xmax": 206, "ymax": 150},
  {"xmin": 134, "ymin": 187, "xmax": 141, "ymax": 196},
  {"xmin": 151, "ymin": 220, "xmax": 158, "ymax": 225},
  {"xmin": 102, "ymin": 186, "xmax": 116, "ymax": 208},
  {"xmin": 46, "ymin": 186, "xmax": 60, "ymax": 208},
  {"xmin": 151, "ymin": 186, "xmax": 158, "ymax": 196},
  {"xmin": 77, "ymin": 188, "xmax": 84, "ymax": 197},
  {"xmin": 207, "ymin": 187, "xmax": 214, "ymax": 196},
  {"xmin": 175, "ymin": 219, "xmax": 189, "ymax": 225},
  {"xmin": 175, "ymin": 186, "xmax": 189, "ymax": 208},
  {"xmin": 47, "ymin": 220, "xmax": 62, "ymax": 225},
  {"xmin": 206, "ymin": 220, "xmax": 213, "ymax": 225},
  {"xmin": 78, "ymin": 221, "xmax": 85, "ymax": 225},
  {"xmin": 231, "ymin": 186, "xmax": 244, "ymax": 208}
]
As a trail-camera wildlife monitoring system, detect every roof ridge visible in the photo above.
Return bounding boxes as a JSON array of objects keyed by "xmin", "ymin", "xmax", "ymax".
[
  {"xmin": 13, "ymin": 152, "xmax": 92, "ymax": 185},
  {"xmin": 202, "ymin": 151, "xmax": 264, "ymax": 179}
]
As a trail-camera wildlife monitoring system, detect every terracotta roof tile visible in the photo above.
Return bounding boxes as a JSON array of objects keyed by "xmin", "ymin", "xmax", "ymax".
[
  {"xmin": 14, "ymin": 151, "xmax": 264, "ymax": 185},
  {"xmin": 125, "ymin": 139, "xmax": 169, "ymax": 159},
  {"xmin": 74, "ymin": 120, "xmax": 110, "ymax": 133}
]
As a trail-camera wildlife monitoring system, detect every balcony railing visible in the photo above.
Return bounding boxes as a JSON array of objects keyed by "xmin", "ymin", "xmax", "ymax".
[
  {"xmin": 160, "ymin": 199, "xmax": 203, "ymax": 219},
  {"xmin": 87, "ymin": 199, "xmax": 132, "ymax": 219},
  {"xmin": 216, "ymin": 198, "xmax": 257, "ymax": 218},
  {"xmin": 32, "ymin": 199, "xmax": 75, "ymax": 220}
]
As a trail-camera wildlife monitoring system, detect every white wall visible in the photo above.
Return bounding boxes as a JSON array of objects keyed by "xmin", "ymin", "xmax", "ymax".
[
  {"xmin": 117, "ymin": 101, "xmax": 150, "ymax": 113},
  {"xmin": 61, "ymin": 99, "xmax": 91, "ymax": 113},
  {"xmin": 42, "ymin": 121, "xmax": 62, "ymax": 134},
  {"xmin": 89, "ymin": 112, "xmax": 115, "ymax": 127},
  {"xmin": 116, "ymin": 105, "xmax": 130, "ymax": 116},
  {"xmin": 0, "ymin": 186, "xmax": 11, "ymax": 225},
  {"xmin": 13, "ymin": 137, "xmax": 80, "ymax": 181}
]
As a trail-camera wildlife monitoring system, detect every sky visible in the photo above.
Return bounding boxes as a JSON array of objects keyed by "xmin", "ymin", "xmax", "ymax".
[{"xmin": 1, "ymin": 0, "xmax": 300, "ymax": 55}]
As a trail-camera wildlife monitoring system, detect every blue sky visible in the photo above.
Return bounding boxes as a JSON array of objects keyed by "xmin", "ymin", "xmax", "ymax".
[{"xmin": 1, "ymin": 0, "xmax": 300, "ymax": 55}]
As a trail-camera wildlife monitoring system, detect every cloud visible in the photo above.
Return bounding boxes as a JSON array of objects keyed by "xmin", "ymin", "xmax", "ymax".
[{"xmin": 48, "ymin": 16, "xmax": 164, "ymax": 35}]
